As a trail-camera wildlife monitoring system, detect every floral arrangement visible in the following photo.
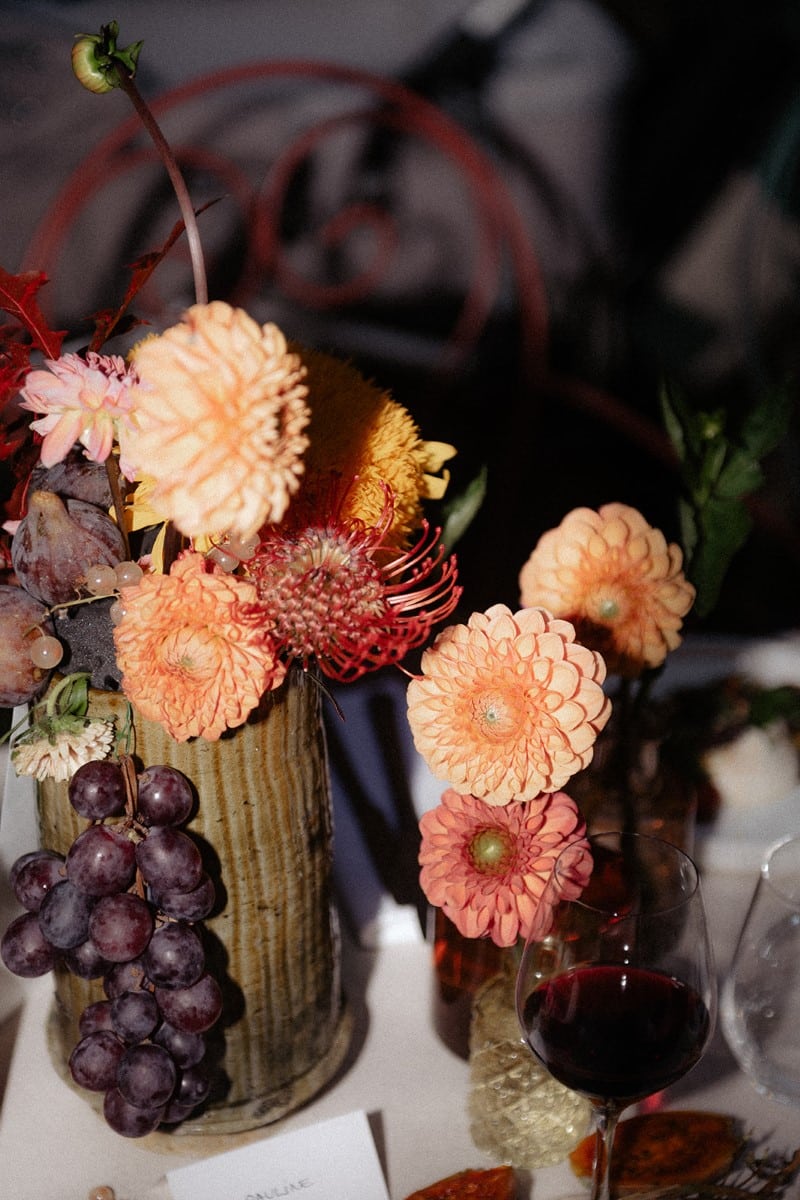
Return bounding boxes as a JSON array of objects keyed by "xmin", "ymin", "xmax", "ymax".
[
  {"xmin": 407, "ymin": 475, "xmax": 792, "ymax": 947},
  {"xmin": 0, "ymin": 25, "xmax": 463, "ymax": 769}
]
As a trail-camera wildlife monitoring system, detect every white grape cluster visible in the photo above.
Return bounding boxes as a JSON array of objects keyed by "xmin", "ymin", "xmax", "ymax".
[{"xmin": 1, "ymin": 759, "xmax": 223, "ymax": 1137}]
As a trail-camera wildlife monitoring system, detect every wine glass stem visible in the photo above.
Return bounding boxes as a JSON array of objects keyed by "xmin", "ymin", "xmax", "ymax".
[{"xmin": 591, "ymin": 1103, "xmax": 621, "ymax": 1200}]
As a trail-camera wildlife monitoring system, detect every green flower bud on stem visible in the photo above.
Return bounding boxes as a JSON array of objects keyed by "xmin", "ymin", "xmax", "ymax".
[{"xmin": 72, "ymin": 21, "xmax": 143, "ymax": 94}]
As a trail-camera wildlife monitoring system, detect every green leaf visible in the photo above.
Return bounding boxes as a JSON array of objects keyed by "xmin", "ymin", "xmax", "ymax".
[
  {"xmin": 440, "ymin": 466, "xmax": 487, "ymax": 550},
  {"xmin": 690, "ymin": 497, "xmax": 753, "ymax": 618}
]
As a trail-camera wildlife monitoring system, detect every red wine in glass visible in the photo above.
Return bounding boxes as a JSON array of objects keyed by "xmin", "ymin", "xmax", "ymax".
[
  {"xmin": 522, "ymin": 964, "xmax": 711, "ymax": 1104},
  {"xmin": 516, "ymin": 832, "xmax": 717, "ymax": 1200}
]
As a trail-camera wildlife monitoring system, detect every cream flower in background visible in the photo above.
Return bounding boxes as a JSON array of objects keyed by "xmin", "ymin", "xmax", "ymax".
[
  {"xmin": 418, "ymin": 787, "xmax": 590, "ymax": 947},
  {"xmin": 407, "ymin": 604, "xmax": 610, "ymax": 805},
  {"xmin": 519, "ymin": 503, "xmax": 695, "ymax": 677},
  {"xmin": 19, "ymin": 351, "xmax": 138, "ymax": 470},
  {"xmin": 121, "ymin": 302, "xmax": 310, "ymax": 541},
  {"xmin": 113, "ymin": 550, "xmax": 286, "ymax": 741}
]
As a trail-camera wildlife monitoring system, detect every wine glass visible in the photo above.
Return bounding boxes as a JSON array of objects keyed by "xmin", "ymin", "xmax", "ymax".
[
  {"xmin": 721, "ymin": 833, "xmax": 800, "ymax": 1105},
  {"xmin": 515, "ymin": 831, "xmax": 717, "ymax": 1200}
]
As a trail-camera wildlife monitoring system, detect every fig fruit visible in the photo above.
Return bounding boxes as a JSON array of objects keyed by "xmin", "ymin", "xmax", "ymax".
[
  {"xmin": 11, "ymin": 491, "xmax": 126, "ymax": 607},
  {"xmin": 0, "ymin": 586, "xmax": 55, "ymax": 707},
  {"xmin": 29, "ymin": 448, "xmax": 113, "ymax": 508}
]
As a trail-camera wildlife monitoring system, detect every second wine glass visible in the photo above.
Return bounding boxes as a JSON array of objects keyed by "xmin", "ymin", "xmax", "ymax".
[{"xmin": 515, "ymin": 831, "xmax": 717, "ymax": 1200}]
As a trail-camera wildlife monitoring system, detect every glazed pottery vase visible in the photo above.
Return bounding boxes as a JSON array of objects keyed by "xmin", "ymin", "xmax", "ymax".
[{"xmin": 37, "ymin": 667, "xmax": 352, "ymax": 1135}]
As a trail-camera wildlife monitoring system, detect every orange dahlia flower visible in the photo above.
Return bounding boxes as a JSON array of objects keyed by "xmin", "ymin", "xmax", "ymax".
[
  {"xmin": 419, "ymin": 788, "xmax": 591, "ymax": 947},
  {"xmin": 407, "ymin": 604, "xmax": 610, "ymax": 805},
  {"xmin": 121, "ymin": 303, "xmax": 309, "ymax": 541},
  {"xmin": 519, "ymin": 503, "xmax": 695, "ymax": 677},
  {"xmin": 113, "ymin": 550, "xmax": 285, "ymax": 741}
]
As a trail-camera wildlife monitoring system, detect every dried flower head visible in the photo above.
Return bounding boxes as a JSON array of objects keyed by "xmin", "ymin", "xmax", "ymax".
[
  {"xmin": 519, "ymin": 503, "xmax": 695, "ymax": 677},
  {"xmin": 113, "ymin": 550, "xmax": 286, "ymax": 741},
  {"xmin": 19, "ymin": 351, "xmax": 138, "ymax": 470},
  {"xmin": 11, "ymin": 719, "xmax": 114, "ymax": 783},
  {"xmin": 407, "ymin": 604, "xmax": 610, "ymax": 805},
  {"xmin": 288, "ymin": 346, "xmax": 455, "ymax": 547},
  {"xmin": 419, "ymin": 788, "xmax": 591, "ymax": 947},
  {"xmin": 248, "ymin": 494, "xmax": 460, "ymax": 681},
  {"xmin": 121, "ymin": 302, "xmax": 310, "ymax": 541}
]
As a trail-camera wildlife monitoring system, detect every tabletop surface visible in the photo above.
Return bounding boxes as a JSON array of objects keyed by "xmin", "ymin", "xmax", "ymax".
[{"xmin": 3, "ymin": 637, "xmax": 800, "ymax": 1199}]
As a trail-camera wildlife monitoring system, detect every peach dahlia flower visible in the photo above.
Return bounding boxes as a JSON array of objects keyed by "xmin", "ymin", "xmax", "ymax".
[
  {"xmin": 519, "ymin": 503, "xmax": 695, "ymax": 677},
  {"xmin": 419, "ymin": 788, "xmax": 591, "ymax": 947},
  {"xmin": 121, "ymin": 303, "xmax": 309, "ymax": 541},
  {"xmin": 113, "ymin": 550, "xmax": 285, "ymax": 741},
  {"xmin": 407, "ymin": 604, "xmax": 610, "ymax": 805}
]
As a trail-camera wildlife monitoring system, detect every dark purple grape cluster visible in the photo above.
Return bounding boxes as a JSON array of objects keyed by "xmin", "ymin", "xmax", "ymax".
[{"xmin": 0, "ymin": 758, "xmax": 223, "ymax": 1137}]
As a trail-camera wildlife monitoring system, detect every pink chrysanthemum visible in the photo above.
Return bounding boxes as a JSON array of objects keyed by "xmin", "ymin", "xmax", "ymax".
[
  {"xmin": 248, "ymin": 500, "xmax": 460, "ymax": 681},
  {"xmin": 519, "ymin": 503, "xmax": 696, "ymax": 677},
  {"xmin": 407, "ymin": 604, "xmax": 610, "ymax": 805},
  {"xmin": 419, "ymin": 788, "xmax": 591, "ymax": 947},
  {"xmin": 121, "ymin": 302, "xmax": 310, "ymax": 541},
  {"xmin": 19, "ymin": 351, "xmax": 138, "ymax": 470},
  {"xmin": 113, "ymin": 550, "xmax": 286, "ymax": 741}
]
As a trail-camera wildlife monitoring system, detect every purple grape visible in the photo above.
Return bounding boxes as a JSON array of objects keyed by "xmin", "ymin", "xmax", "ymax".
[
  {"xmin": 1, "ymin": 911, "xmax": 59, "ymax": 977},
  {"xmin": 143, "ymin": 922, "xmax": 205, "ymax": 989},
  {"xmin": 136, "ymin": 765, "xmax": 194, "ymax": 827},
  {"xmin": 12, "ymin": 850, "xmax": 65, "ymax": 912},
  {"xmin": 155, "ymin": 973, "xmax": 223, "ymax": 1034},
  {"xmin": 69, "ymin": 1030, "xmax": 125, "ymax": 1091},
  {"xmin": 111, "ymin": 990, "xmax": 159, "ymax": 1043},
  {"xmin": 89, "ymin": 893, "xmax": 154, "ymax": 962},
  {"xmin": 79, "ymin": 1000, "xmax": 115, "ymax": 1036},
  {"xmin": 37, "ymin": 879, "xmax": 94, "ymax": 949},
  {"xmin": 103, "ymin": 1087, "xmax": 165, "ymax": 1137},
  {"xmin": 152, "ymin": 873, "xmax": 215, "ymax": 921},
  {"xmin": 172, "ymin": 1062, "xmax": 210, "ymax": 1109},
  {"xmin": 135, "ymin": 827, "xmax": 203, "ymax": 894},
  {"xmin": 153, "ymin": 1023, "xmax": 206, "ymax": 1069},
  {"xmin": 67, "ymin": 825, "xmax": 136, "ymax": 897},
  {"xmin": 103, "ymin": 958, "xmax": 150, "ymax": 998},
  {"xmin": 10, "ymin": 851, "xmax": 50, "ymax": 890},
  {"xmin": 160, "ymin": 1100, "xmax": 197, "ymax": 1125},
  {"xmin": 63, "ymin": 937, "xmax": 112, "ymax": 979},
  {"xmin": 117, "ymin": 1042, "xmax": 177, "ymax": 1109},
  {"xmin": 69, "ymin": 759, "xmax": 127, "ymax": 820}
]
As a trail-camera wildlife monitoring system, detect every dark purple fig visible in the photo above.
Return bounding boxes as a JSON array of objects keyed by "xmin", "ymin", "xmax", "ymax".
[
  {"xmin": 29, "ymin": 448, "xmax": 113, "ymax": 508},
  {"xmin": 11, "ymin": 490, "xmax": 126, "ymax": 606},
  {"xmin": 0, "ymin": 585, "xmax": 55, "ymax": 706}
]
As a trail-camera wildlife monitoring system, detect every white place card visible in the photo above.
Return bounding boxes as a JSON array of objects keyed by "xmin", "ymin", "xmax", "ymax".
[{"xmin": 167, "ymin": 1109, "xmax": 391, "ymax": 1200}]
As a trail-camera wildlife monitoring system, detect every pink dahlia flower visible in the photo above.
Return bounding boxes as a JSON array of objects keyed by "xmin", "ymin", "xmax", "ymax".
[
  {"xmin": 419, "ymin": 788, "xmax": 591, "ymax": 947},
  {"xmin": 19, "ymin": 351, "xmax": 137, "ymax": 470}
]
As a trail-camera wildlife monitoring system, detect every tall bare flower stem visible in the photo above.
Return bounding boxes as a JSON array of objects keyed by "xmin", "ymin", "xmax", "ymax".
[{"xmin": 115, "ymin": 70, "xmax": 208, "ymax": 306}]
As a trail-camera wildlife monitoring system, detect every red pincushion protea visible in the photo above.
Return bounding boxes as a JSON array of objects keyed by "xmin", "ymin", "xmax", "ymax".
[{"xmin": 248, "ymin": 506, "xmax": 461, "ymax": 682}]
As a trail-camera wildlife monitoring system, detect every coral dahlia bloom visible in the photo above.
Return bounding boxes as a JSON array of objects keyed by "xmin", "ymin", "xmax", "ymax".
[
  {"xmin": 113, "ymin": 550, "xmax": 286, "ymax": 741},
  {"xmin": 419, "ymin": 788, "xmax": 591, "ymax": 947},
  {"xmin": 407, "ymin": 604, "xmax": 610, "ymax": 805},
  {"xmin": 19, "ymin": 352, "xmax": 137, "ymax": 470},
  {"xmin": 121, "ymin": 303, "xmax": 310, "ymax": 541},
  {"xmin": 519, "ymin": 503, "xmax": 695, "ymax": 677},
  {"xmin": 248, "ymin": 500, "xmax": 460, "ymax": 681},
  {"xmin": 288, "ymin": 346, "xmax": 455, "ymax": 548}
]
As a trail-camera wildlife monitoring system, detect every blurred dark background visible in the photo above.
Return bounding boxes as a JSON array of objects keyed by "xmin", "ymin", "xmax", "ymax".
[{"xmin": 2, "ymin": 0, "xmax": 799, "ymax": 636}]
